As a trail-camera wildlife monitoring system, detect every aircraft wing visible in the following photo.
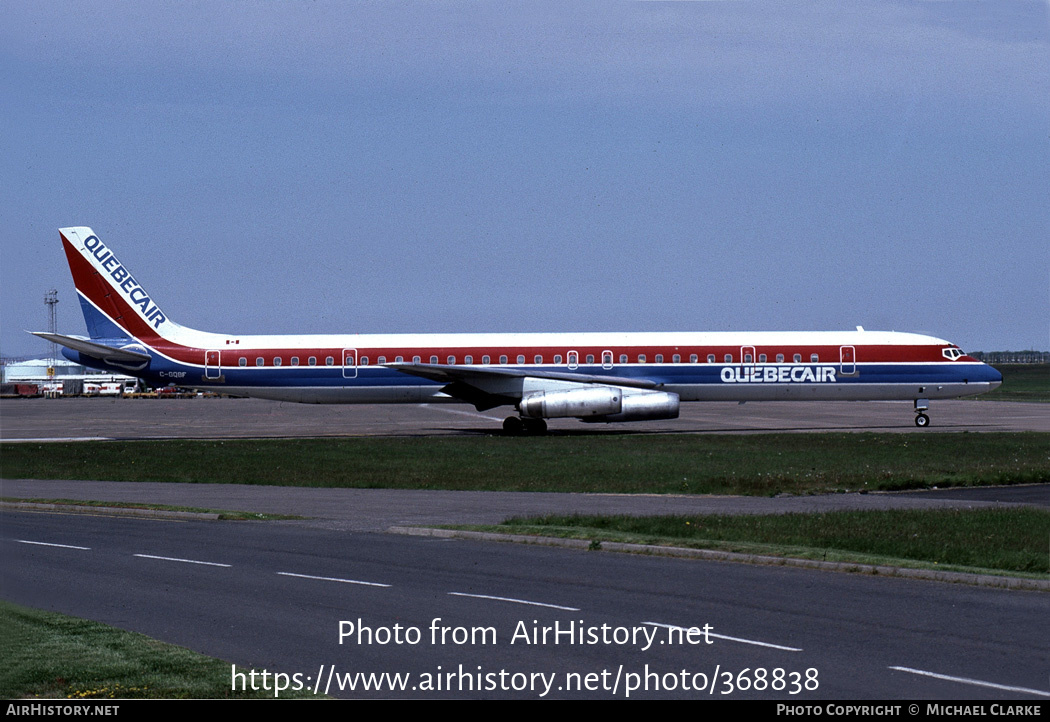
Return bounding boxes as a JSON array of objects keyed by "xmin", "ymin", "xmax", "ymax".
[
  {"xmin": 30, "ymin": 332, "xmax": 152, "ymax": 364},
  {"xmin": 385, "ymin": 362, "xmax": 661, "ymax": 411}
]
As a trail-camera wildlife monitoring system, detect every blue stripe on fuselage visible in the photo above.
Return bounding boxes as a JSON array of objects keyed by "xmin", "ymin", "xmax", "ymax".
[{"xmin": 144, "ymin": 361, "xmax": 999, "ymax": 389}]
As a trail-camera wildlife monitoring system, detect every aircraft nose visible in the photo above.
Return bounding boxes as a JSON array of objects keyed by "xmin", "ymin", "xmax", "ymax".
[{"xmin": 984, "ymin": 363, "xmax": 1003, "ymax": 388}]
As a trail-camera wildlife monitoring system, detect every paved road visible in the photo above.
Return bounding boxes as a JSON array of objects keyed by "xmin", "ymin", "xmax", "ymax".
[{"xmin": 5, "ymin": 510, "xmax": 1048, "ymax": 699}]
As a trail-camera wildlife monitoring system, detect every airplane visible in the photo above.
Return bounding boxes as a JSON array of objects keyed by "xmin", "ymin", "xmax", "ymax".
[{"xmin": 34, "ymin": 226, "xmax": 1003, "ymax": 433}]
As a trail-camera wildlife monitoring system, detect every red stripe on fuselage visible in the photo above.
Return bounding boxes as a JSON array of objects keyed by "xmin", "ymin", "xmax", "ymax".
[{"xmin": 61, "ymin": 233, "xmax": 967, "ymax": 370}]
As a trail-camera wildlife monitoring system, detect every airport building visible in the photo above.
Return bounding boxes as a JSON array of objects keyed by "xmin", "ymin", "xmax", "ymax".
[{"xmin": 0, "ymin": 357, "xmax": 138, "ymax": 396}]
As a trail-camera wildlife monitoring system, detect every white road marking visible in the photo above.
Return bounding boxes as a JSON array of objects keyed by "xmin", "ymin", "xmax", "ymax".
[
  {"xmin": 133, "ymin": 553, "xmax": 230, "ymax": 567},
  {"xmin": 419, "ymin": 404, "xmax": 502, "ymax": 421},
  {"xmin": 889, "ymin": 666, "xmax": 1050, "ymax": 697},
  {"xmin": 448, "ymin": 592, "xmax": 580, "ymax": 611},
  {"xmin": 1, "ymin": 437, "xmax": 114, "ymax": 443},
  {"xmin": 15, "ymin": 539, "xmax": 91, "ymax": 550},
  {"xmin": 277, "ymin": 571, "xmax": 391, "ymax": 588},
  {"xmin": 645, "ymin": 621, "xmax": 802, "ymax": 651}
]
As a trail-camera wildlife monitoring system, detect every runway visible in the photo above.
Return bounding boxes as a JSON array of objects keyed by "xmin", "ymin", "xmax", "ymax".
[{"xmin": 2, "ymin": 396, "xmax": 1048, "ymax": 440}]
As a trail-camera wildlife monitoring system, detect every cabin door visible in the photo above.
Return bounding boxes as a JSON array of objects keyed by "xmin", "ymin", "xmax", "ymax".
[
  {"xmin": 840, "ymin": 346, "xmax": 857, "ymax": 375},
  {"xmin": 342, "ymin": 349, "xmax": 358, "ymax": 379},
  {"xmin": 740, "ymin": 346, "xmax": 756, "ymax": 367},
  {"xmin": 205, "ymin": 350, "xmax": 221, "ymax": 379}
]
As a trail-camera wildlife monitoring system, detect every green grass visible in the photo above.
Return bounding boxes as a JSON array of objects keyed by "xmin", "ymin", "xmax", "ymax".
[
  {"xmin": 498, "ymin": 508, "xmax": 1050, "ymax": 576},
  {"xmin": 0, "ymin": 600, "xmax": 318, "ymax": 698},
  {"xmin": 2, "ymin": 433, "xmax": 1047, "ymax": 495},
  {"xmin": 981, "ymin": 364, "xmax": 1050, "ymax": 402}
]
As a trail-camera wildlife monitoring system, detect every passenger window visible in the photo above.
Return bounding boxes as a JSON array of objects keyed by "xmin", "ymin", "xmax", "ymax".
[
  {"xmin": 239, "ymin": 357, "xmax": 247, "ymax": 367},
  {"xmin": 673, "ymin": 354, "xmax": 681, "ymax": 363},
  {"xmin": 758, "ymin": 354, "xmax": 766, "ymax": 363},
  {"xmin": 811, "ymin": 354, "xmax": 819, "ymax": 363},
  {"xmin": 274, "ymin": 357, "xmax": 282, "ymax": 366},
  {"xmin": 794, "ymin": 354, "xmax": 802, "ymax": 363},
  {"xmin": 430, "ymin": 355, "xmax": 438, "ymax": 364},
  {"xmin": 655, "ymin": 354, "xmax": 663, "ymax": 363},
  {"xmin": 586, "ymin": 354, "xmax": 594, "ymax": 364},
  {"xmin": 691, "ymin": 354, "xmax": 699, "ymax": 363},
  {"xmin": 291, "ymin": 357, "xmax": 299, "ymax": 366},
  {"xmin": 309, "ymin": 357, "xmax": 317, "ymax": 366},
  {"xmin": 554, "ymin": 354, "xmax": 562, "ymax": 364},
  {"xmin": 447, "ymin": 356, "xmax": 456, "ymax": 364},
  {"xmin": 535, "ymin": 355, "xmax": 543, "ymax": 364},
  {"xmin": 500, "ymin": 355, "xmax": 508, "ymax": 364},
  {"xmin": 707, "ymin": 354, "xmax": 715, "ymax": 363},
  {"xmin": 413, "ymin": 355, "xmax": 421, "ymax": 363},
  {"xmin": 395, "ymin": 356, "xmax": 403, "ymax": 363},
  {"xmin": 256, "ymin": 357, "xmax": 265, "ymax": 366},
  {"xmin": 744, "ymin": 353, "xmax": 753, "ymax": 363},
  {"xmin": 638, "ymin": 354, "xmax": 646, "ymax": 363},
  {"xmin": 517, "ymin": 355, "xmax": 526, "ymax": 364},
  {"xmin": 482, "ymin": 355, "xmax": 490, "ymax": 364},
  {"xmin": 377, "ymin": 356, "xmax": 385, "ymax": 364},
  {"xmin": 464, "ymin": 355, "xmax": 473, "ymax": 364},
  {"xmin": 360, "ymin": 357, "xmax": 369, "ymax": 365},
  {"xmin": 725, "ymin": 354, "xmax": 733, "ymax": 363},
  {"xmin": 326, "ymin": 356, "xmax": 334, "ymax": 366},
  {"xmin": 776, "ymin": 354, "xmax": 784, "ymax": 363}
]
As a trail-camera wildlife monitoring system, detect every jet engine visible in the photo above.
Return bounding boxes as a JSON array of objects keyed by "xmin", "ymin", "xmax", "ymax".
[{"xmin": 519, "ymin": 386, "xmax": 680, "ymax": 422}]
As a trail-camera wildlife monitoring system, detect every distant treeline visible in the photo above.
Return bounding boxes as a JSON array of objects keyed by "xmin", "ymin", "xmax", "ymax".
[{"xmin": 970, "ymin": 351, "xmax": 1050, "ymax": 364}]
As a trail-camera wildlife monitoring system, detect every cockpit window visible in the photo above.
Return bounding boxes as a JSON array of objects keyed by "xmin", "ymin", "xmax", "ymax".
[{"xmin": 942, "ymin": 347, "xmax": 964, "ymax": 360}]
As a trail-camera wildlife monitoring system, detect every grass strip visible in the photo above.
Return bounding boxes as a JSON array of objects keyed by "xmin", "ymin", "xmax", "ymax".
[
  {"xmin": 498, "ymin": 508, "xmax": 1050, "ymax": 576},
  {"xmin": 0, "ymin": 600, "xmax": 318, "ymax": 698},
  {"xmin": 0, "ymin": 497, "xmax": 299, "ymax": 521},
  {"xmin": 996, "ymin": 364, "xmax": 1050, "ymax": 402},
  {"xmin": 2, "ymin": 432, "xmax": 1047, "ymax": 495},
  {"xmin": 977, "ymin": 364, "xmax": 1050, "ymax": 402}
]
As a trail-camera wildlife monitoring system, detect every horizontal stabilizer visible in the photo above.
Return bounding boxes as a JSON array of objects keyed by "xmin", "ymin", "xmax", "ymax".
[{"xmin": 30, "ymin": 332, "xmax": 151, "ymax": 364}]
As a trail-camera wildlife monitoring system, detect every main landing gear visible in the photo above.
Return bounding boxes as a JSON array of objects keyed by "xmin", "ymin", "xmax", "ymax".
[
  {"xmin": 503, "ymin": 416, "xmax": 548, "ymax": 435},
  {"xmin": 914, "ymin": 398, "xmax": 930, "ymax": 428}
]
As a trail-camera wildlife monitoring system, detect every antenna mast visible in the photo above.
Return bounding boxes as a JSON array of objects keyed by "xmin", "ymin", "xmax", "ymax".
[{"xmin": 44, "ymin": 289, "xmax": 59, "ymax": 370}]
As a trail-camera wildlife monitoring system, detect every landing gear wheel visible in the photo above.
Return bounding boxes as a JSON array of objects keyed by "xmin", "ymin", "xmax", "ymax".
[
  {"xmin": 503, "ymin": 416, "xmax": 524, "ymax": 434},
  {"xmin": 523, "ymin": 418, "xmax": 548, "ymax": 434},
  {"xmin": 914, "ymin": 413, "xmax": 930, "ymax": 428}
]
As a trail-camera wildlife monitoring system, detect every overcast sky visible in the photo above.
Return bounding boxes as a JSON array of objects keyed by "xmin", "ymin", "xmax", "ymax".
[{"xmin": 3, "ymin": 1, "xmax": 1048, "ymax": 356}]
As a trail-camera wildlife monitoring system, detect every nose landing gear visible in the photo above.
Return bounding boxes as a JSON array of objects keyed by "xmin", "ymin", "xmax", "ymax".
[{"xmin": 914, "ymin": 398, "xmax": 930, "ymax": 428}]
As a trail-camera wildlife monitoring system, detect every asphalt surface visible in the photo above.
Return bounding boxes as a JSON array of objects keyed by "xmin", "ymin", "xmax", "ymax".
[
  {"xmin": 2, "ymin": 397, "xmax": 1047, "ymax": 700},
  {"xmin": 3, "ymin": 479, "xmax": 1048, "ymax": 532},
  {"xmin": 5, "ymin": 510, "xmax": 1048, "ymax": 700},
  {"xmin": 2, "ymin": 396, "xmax": 1048, "ymax": 440}
]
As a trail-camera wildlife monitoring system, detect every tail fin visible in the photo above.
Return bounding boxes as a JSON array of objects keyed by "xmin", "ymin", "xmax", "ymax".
[{"xmin": 59, "ymin": 227, "xmax": 173, "ymax": 343}]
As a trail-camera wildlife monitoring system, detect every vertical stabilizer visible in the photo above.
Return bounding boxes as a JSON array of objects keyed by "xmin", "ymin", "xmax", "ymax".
[{"xmin": 59, "ymin": 227, "xmax": 176, "ymax": 344}]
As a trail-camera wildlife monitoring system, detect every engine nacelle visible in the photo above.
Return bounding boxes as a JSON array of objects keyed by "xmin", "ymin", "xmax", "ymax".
[
  {"xmin": 581, "ymin": 391, "xmax": 680, "ymax": 423},
  {"xmin": 519, "ymin": 387, "xmax": 622, "ymax": 419}
]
